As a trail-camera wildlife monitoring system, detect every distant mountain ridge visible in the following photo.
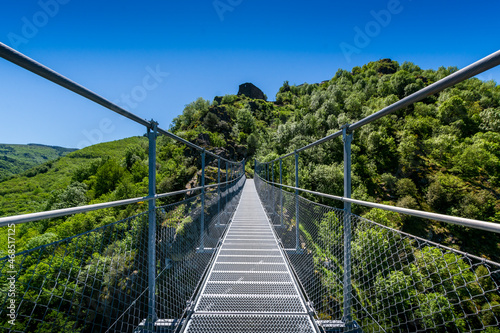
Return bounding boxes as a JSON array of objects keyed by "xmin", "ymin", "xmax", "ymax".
[
  {"xmin": 26, "ymin": 143, "xmax": 77, "ymax": 149},
  {"xmin": 0, "ymin": 143, "xmax": 77, "ymax": 181}
]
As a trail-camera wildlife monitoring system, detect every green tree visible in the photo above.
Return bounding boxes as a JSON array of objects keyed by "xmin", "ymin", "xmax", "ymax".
[
  {"xmin": 396, "ymin": 178, "xmax": 418, "ymax": 198},
  {"xmin": 479, "ymin": 107, "xmax": 500, "ymax": 132},
  {"xmin": 247, "ymin": 133, "xmax": 259, "ymax": 155},
  {"xmin": 390, "ymin": 70, "xmax": 415, "ymax": 97},
  {"xmin": 51, "ymin": 182, "xmax": 88, "ymax": 210},
  {"xmin": 236, "ymin": 105, "xmax": 256, "ymax": 134},
  {"xmin": 363, "ymin": 208, "xmax": 403, "ymax": 229},
  {"xmin": 203, "ymin": 112, "xmax": 220, "ymax": 132},
  {"xmin": 438, "ymin": 96, "xmax": 467, "ymax": 125},
  {"xmin": 94, "ymin": 159, "xmax": 125, "ymax": 198},
  {"xmin": 123, "ymin": 144, "xmax": 146, "ymax": 170}
]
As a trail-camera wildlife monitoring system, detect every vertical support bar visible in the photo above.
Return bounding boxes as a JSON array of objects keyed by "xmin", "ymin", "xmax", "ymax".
[
  {"xmin": 342, "ymin": 125, "xmax": 353, "ymax": 328},
  {"xmin": 200, "ymin": 149, "xmax": 206, "ymax": 251},
  {"xmin": 254, "ymin": 159, "xmax": 257, "ymax": 179},
  {"xmin": 147, "ymin": 121, "xmax": 158, "ymax": 332},
  {"xmin": 295, "ymin": 151, "xmax": 300, "ymax": 251},
  {"xmin": 272, "ymin": 161, "xmax": 274, "ymax": 184},
  {"xmin": 271, "ymin": 161, "xmax": 275, "ymax": 218},
  {"xmin": 279, "ymin": 158, "xmax": 283, "ymax": 227},
  {"xmin": 229, "ymin": 163, "xmax": 234, "ymax": 211},
  {"xmin": 267, "ymin": 163, "xmax": 270, "ymax": 208},
  {"xmin": 229, "ymin": 163, "xmax": 233, "ymax": 206},
  {"xmin": 241, "ymin": 158, "xmax": 245, "ymax": 194},
  {"xmin": 225, "ymin": 161, "xmax": 228, "ymax": 211},
  {"xmin": 217, "ymin": 157, "xmax": 221, "ymax": 226}
]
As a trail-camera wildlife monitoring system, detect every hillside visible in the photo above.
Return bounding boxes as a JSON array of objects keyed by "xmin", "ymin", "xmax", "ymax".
[
  {"xmin": 0, "ymin": 134, "xmax": 217, "ymax": 254},
  {"xmin": 1, "ymin": 59, "xmax": 499, "ymax": 261},
  {"xmin": 0, "ymin": 143, "xmax": 76, "ymax": 181},
  {"xmin": 0, "ymin": 137, "xmax": 145, "ymax": 217},
  {"xmin": 171, "ymin": 60, "xmax": 500, "ymax": 261},
  {"xmin": 0, "ymin": 137, "xmax": 149, "ymax": 251}
]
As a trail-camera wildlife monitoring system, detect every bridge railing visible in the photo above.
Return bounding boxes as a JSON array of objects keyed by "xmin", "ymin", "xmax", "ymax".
[
  {"xmin": 255, "ymin": 175, "xmax": 500, "ymax": 332},
  {"xmin": 0, "ymin": 176, "xmax": 245, "ymax": 332},
  {"xmin": 0, "ymin": 42, "xmax": 246, "ymax": 332},
  {"xmin": 255, "ymin": 49, "xmax": 500, "ymax": 332}
]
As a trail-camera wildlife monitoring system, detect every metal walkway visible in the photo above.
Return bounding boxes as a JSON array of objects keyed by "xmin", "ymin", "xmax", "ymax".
[{"xmin": 184, "ymin": 179, "xmax": 317, "ymax": 333}]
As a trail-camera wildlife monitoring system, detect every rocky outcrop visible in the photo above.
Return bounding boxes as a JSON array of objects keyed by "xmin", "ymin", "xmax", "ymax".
[{"xmin": 238, "ymin": 83, "xmax": 266, "ymax": 100}]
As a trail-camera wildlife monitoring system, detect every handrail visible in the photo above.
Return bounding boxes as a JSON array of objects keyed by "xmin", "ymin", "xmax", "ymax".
[
  {"xmin": 259, "ymin": 176, "xmax": 500, "ymax": 234},
  {"xmin": 0, "ymin": 42, "xmax": 240, "ymax": 165},
  {"xmin": 265, "ymin": 49, "xmax": 500, "ymax": 163},
  {"xmin": 0, "ymin": 174, "xmax": 244, "ymax": 227}
]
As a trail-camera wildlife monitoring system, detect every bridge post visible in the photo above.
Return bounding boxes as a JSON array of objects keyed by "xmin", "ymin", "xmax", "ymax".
[
  {"xmin": 200, "ymin": 149, "xmax": 206, "ymax": 251},
  {"xmin": 295, "ymin": 151, "xmax": 300, "ymax": 251},
  {"xmin": 226, "ymin": 161, "xmax": 229, "ymax": 211},
  {"xmin": 279, "ymin": 158, "xmax": 283, "ymax": 227},
  {"xmin": 267, "ymin": 163, "xmax": 271, "ymax": 210},
  {"xmin": 217, "ymin": 157, "xmax": 221, "ymax": 226},
  {"xmin": 271, "ymin": 161, "xmax": 275, "ymax": 219},
  {"xmin": 229, "ymin": 163, "xmax": 233, "ymax": 207},
  {"xmin": 342, "ymin": 125, "xmax": 353, "ymax": 329},
  {"xmin": 254, "ymin": 159, "xmax": 257, "ymax": 179},
  {"xmin": 146, "ymin": 121, "xmax": 158, "ymax": 332}
]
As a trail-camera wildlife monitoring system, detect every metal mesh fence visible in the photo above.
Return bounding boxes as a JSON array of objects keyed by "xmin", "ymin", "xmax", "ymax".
[
  {"xmin": 153, "ymin": 177, "xmax": 245, "ymax": 331},
  {"xmin": 0, "ymin": 210, "xmax": 150, "ymax": 333},
  {"xmin": 255, "ymin": 176, "xmax": 500, "ymax": 333},
  {"xmin": 0, "ymin": 177, "xmax": 245, "ymax": 333}
]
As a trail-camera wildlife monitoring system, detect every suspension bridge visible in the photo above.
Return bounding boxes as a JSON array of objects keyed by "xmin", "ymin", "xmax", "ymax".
[{"xmin": 1, "ymin": 42, "xmax": 500, "ymax": 332}]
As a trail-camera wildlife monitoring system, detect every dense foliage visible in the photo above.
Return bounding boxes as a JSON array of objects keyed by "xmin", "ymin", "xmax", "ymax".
[
  {"xmin": 172, "ymin": 59, "xmax": 499, "ymax": 262},
  {"xmin": 0, "ymin": 136, "xmax": 200, "ymax": 256}
]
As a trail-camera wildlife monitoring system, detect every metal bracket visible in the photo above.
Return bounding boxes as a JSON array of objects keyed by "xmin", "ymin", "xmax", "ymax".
[
  {"xmin": 341, "ymin": 124, "xmax": 353, "ymax": 143},
  {"xmin": 285, "ymin": 248, "xmax": 304, "ymax": 254},
  {"xmin": 306, "ymin": 301, "xmax": 316, "ymax": 316},
  {"xmin": 316, "ymin": 320, "xmax": 345, "ymax": 333},
  {"xmin": 185, "ymin": 300, "xmax": 195, "ymax": 316},
  {"xmin": 196, "ymin": 247, "xmax": 215, "ymax": 254},
  {"xmin": 137, "ymin": 318, "xmax": 181, "ymax": 332}
]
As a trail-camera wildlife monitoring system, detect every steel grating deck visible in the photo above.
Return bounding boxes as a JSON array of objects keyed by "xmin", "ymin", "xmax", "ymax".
[{"xmin": 183, "ymin": 179, "xmax": 317, "ymax": 333}]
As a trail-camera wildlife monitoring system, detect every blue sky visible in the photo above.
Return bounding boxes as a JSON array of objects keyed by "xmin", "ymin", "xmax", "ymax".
[{"xmin": 1, "ymin": 0, "xmax": 499, "ymax": 148}]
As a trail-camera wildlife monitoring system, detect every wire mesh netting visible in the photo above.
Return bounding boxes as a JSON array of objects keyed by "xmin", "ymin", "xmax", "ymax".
[
  {"xmin": 0, "ymin": 210, "xmax": 150, "ymax": 333},
  {"xmin": 255, "ymin": 175, "xmax": 500, "ymax": 333},
  {"xmin": 0, "ymin": 177, "xmax": 245, "ymax": 333},
  {"xmin": 153, "ymin": 177, "xmax": 245, "ymax": 331}
]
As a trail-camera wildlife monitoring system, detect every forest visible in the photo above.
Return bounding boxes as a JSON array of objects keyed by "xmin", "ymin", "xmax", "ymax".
[
  {"xmin": 172, "ymin": 59, "xmax": 500, "ymax": 261},
  {"xmin": 1, "ymin": 58, "xmax": 499, "ymax": 332}
]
